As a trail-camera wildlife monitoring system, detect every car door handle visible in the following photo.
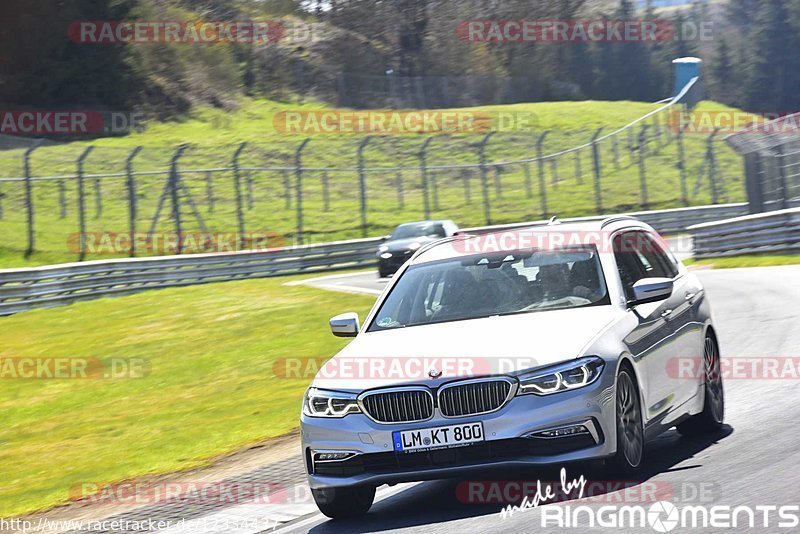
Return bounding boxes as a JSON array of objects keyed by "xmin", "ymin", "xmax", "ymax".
[
  {"xmin": 661, "ymin": 309, "xmax": 674, "ymax": 318},
  {"xmin": 685, "ymin": 292, "xmax": 697, "ymax": 303}
]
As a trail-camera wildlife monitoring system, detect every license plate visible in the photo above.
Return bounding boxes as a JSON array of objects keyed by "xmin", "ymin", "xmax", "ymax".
[{"xmin": 392, "ymin": 422, "xmax": 484, "ymax": 453}]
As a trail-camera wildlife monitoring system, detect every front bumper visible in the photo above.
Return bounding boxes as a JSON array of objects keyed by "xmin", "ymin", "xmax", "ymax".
[
  {"xmin": 377, "ymin": 250, "xmax": 414, "ymax": 275},
  {"xmin": 301, "ymin": 370, "xmax": 618, "ymax": 489}
]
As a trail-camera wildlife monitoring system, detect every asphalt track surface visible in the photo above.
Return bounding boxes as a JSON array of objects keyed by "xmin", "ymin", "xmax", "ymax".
[{"xmin": 283, "ymin": 265, "xmax": 800, "ymax": 534}]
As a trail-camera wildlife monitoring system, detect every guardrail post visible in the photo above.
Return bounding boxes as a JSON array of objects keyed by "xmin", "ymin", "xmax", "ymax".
[
  {"xmin": 357, "ymin": 136, "xmax": 371, "ymax": 238},
  {"xmin": 677, "ymin": 117, "xmax": 689, "ymax": 206},
  {"xmin": 591, "ymin": 128, "xmax": 604, "ymax": 214},
  {"xmin": 76, "ymin": 146, "xmax": 95, "ymax": 261},
  {"xmin": 232, "ymin": 143, "xmax": 248, "ymax": 250},
  {"xmin": 536, "ymin": 131, "xmax": 549, "ymax": 217},
  {"xmin": 638, "ymin": 125, "xmax": 650, "ymax": 209},
  {"xmin": 295, "ymin": 138, "xmax": 311, "ymax": 244},
  {"xmin": 477, "ymin": 132, "xmax": 495, "ymax": 224},
  {"xmin": 23, "ymin": 140, "xmax": 43, "ymax": 258},
  {"xmin": 125, "ymin": 146, "xmax": 143, "ymax": 257},
  {"xmin": 418, "ymin": 137, "xmax": 434, "ymax": 219},
  {"xmin": 169, "ymin": 145, "xmax": 189, "ymax": 254}
]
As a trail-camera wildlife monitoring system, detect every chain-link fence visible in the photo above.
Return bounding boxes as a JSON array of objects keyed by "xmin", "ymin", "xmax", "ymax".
[{"xmin": 0, "ymin": 79, "xmax": 746, "ymax": 264}]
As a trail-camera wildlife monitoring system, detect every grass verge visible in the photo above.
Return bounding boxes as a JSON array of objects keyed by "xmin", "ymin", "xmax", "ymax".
[
  {"xmin": 0, "ymin": 274, "xmax": 376, "ymax": 517},
  {"xmin": 685, "ymin": 254, "xmax": 800, "ymax": 269}
]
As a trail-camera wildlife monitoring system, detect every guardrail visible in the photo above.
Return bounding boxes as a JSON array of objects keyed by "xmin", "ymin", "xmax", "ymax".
[
  {"xmin": 688, "ymin": 208, "xmax": 800, "ymax": 258},
  {"xmin": 0, "ymin": 238, "xmax": 381, "ymax": 316},
  {"xmin": 0, "ymin": 203, "xmax": 752, "ymax": 316}
]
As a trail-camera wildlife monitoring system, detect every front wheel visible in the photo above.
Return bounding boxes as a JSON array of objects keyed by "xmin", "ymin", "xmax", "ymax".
[
  {"xmin": 677, "ymin": 334, "xmax": 724, "ymax": 437},
  {"xmin": 611, "ymin": 367, "xmax": 644, "ymax": 473},
  {"xmin": 312, "ymin": 485, "xmax": 375, "ymax": 520}
]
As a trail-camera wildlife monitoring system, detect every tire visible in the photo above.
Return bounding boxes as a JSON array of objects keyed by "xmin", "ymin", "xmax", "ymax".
[
  {"xmin": 311, "ymin": 485, "xmax": 375, "ymax": 520},
  {"xmin": 611, "ymin": 366, "xmax": 644, "ymax": 474},
  {"xmin": 677, "ymin": 334, "xmax": 725, "ymax": 437}
]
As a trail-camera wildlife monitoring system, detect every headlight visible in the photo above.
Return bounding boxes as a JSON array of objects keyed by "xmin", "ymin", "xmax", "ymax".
[
  {"xmin": 380, "ymin": 252, "xmax": 393, "ymax": 259},
  {"xmin": 517, "ymin": 357, "xmax": 605, "ymax": 396},
  {"xmin": 408, "ymin": 241, "xmax": 421, "ymax": 250},
  {"xmin": 303, "ymin": 388, "xmax": 361, "ymax": 417},
  {"xmin": 379, "ymin": 245, "xmax": 389, "ymax": 253}
]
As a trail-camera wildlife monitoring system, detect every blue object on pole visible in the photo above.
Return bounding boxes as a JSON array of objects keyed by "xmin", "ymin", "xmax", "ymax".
[{"xmin": 673, "ymin": 57, "xmax": 703, "ymax": 107}]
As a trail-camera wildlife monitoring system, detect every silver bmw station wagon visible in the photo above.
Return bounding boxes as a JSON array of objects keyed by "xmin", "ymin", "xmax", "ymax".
[{"xmin": 301, "ymin": 217, "xmax": 724, "ymax": 519}]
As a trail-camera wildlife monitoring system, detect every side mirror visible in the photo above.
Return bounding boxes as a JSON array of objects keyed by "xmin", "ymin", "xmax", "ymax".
[
  {"xmin": 631, "ymin": 278, "xmax": 674, "ymax": 306},
  {"xmin": 380, "ymin": 235, "xmax": 392, "ymax": 242},
  {"xmin": 330, "ymin": 312, "xmax": 360, "ymax": 338}
]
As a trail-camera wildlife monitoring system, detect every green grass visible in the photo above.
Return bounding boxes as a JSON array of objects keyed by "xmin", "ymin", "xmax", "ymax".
[
  {"xmin": 0, "ymin": 275, "xmax": 376, "ymax": 517},
  {"xmin": 0, "ymin": 99, "xmax": 747, "ymax": 268},
  {"xmin": 685, "ymin": 254, "xmax": 800, "ymax": 269}
]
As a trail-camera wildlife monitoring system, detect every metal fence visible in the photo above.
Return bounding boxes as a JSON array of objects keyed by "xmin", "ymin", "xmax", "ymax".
[
  {"xmin": 726, "ymin": 113, "xmax": 800, "ymax": 214},
  {"xmin": 689, "ymin": 208, "xmax": 800, "ymax": 258},
  {"xmin": 0, "ymin": 203, "xmax": 749, "ymax": 316},
  {"xmin": 0, "ymin": 77, "xmax": 744, "ymax": 263}
]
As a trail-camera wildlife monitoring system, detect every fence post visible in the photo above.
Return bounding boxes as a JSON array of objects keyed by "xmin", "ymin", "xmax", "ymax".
[
  {"xmin": 536, "ymin": 131, "xmax": 549, "ymax": 217},
  {"xmin": 706, "ymin": 128, "xmax": 721, "ymax": 204},
  {"xmin": 431, "ymin": 172, "xmax": 441, "ymax": 209},
  {"xmin": 58, "ymin": 180, "xmax": 67, "ymax": 218},
  {"xmin": 322, "ymin": 171, "xmax": 330, "ymax": 212},
  {"xmin": 418, "ymin": 137, "xmax": 434, "ymax": 219},
  {"xmin": 22, "ymin": 140, "xmax": 43, "ymax": 258},
  {"xmin": 295, "ymin": 138, "xmax": 311, "ymax": 244},
  {"xmin": 611, "ymin": 135, "xmax": 620, "ymax": 170},
  {"xmin": 477, "ymin": 132, "xmax": 495, "ymax": 224},
  {"xmin": 75, "ymin": 146, "xmax": 95, "ymax": 261},
  {"xmin": 246, "ymin": 170, "xmax": 255, "ymax": 210},
  {"xmin": 493, "ymin": 166, "xmax": 503, "ymax": 199},
  {"xmin": 357, "ymin": 136, "xmax": 371, "ymax": 237},
  {"xmin": 677, "ymin": 117, "xmax": 688, "ymax": 206},
  {"xmin": 93, "ymin": 174, "xmax": 103, "ymax": 219},
  {"xmin": 638, "ymin": 125, "xmax": 650, "ymax": 209},
  {"xmin": 774, "ymin": 143, "xmax": 789, "ymax": 210},
  {"xmin": 125, "ymin": 146, "xmax": 143, "ymax": 258},
  {"xmin": 0, "ymin": 181, "xmax": 3, "ymax": 220},
  {"xmin": 591, "ymin": 128, "xmax": 604, "ymax": 214},
  {"xmin": 168, "ymin": 145, "xmax": 189, "ymax": 254},
  {"xmin": 282, "ymin": 170, "xmax": 291, "ymax": 209},
  {"xmin": 550, "ymin": 158, "xmax": 559, "ymax": 187},
  {"xmin": 574, "ymin": 149, "xmax": 583, "ymax": 184},
  {"xmin": 232, "ymin": 143, "xmax": 248, "ymax": 250},
  {"xmin": 462, "ymin": 170, "xmax": 472, "ymax": 204},
  {"xmin": 395, "ymin": 172, "xmax": 405, "ymax": 209},
  {"xmin": 205, "ymin": 171, "xmax": 214, "ymax": 213},
  {"xmin": 523, "ymin": 162, "xmax": 533, "ymax": 199}
]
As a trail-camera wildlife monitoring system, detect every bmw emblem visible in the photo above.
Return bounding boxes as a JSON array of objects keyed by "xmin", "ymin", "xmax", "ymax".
[{"xmin": 428, "ymin": 368, "xmax": 443, "ymax": 379}]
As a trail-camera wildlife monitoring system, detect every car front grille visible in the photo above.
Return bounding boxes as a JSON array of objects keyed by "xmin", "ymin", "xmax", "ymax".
[
  {"xmin": 361, "ymin": 389, "xmax": 434, "ymax": 423},
  {"xmin": 439, "ymin": 379, "xmax": 512, "ymax": 417}
]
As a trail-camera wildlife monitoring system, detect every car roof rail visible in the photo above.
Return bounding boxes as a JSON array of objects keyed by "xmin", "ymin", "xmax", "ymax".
[{"xmin": 600, "ymin": 215, "xmax": 643, "ymax": 229}]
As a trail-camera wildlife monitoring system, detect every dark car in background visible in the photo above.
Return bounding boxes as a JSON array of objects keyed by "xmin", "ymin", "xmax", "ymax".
[{"xmin": 377, "ymin": 220, "xmax": 459, "ymax": 278}]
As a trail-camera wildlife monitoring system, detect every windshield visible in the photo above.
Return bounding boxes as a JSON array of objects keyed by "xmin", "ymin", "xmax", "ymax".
[
  {"xmin": 369, "ymin": 247, "xmax": 609, "ymax": 331},
  {"xmin": 391, "ymin": 222, "xmax": 446, "ymax": 240}
]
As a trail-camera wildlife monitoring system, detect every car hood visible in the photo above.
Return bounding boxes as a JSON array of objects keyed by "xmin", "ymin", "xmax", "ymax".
[{"xmin": 311, "ymin": 306, "xmax": 622, "ymax": 392}]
